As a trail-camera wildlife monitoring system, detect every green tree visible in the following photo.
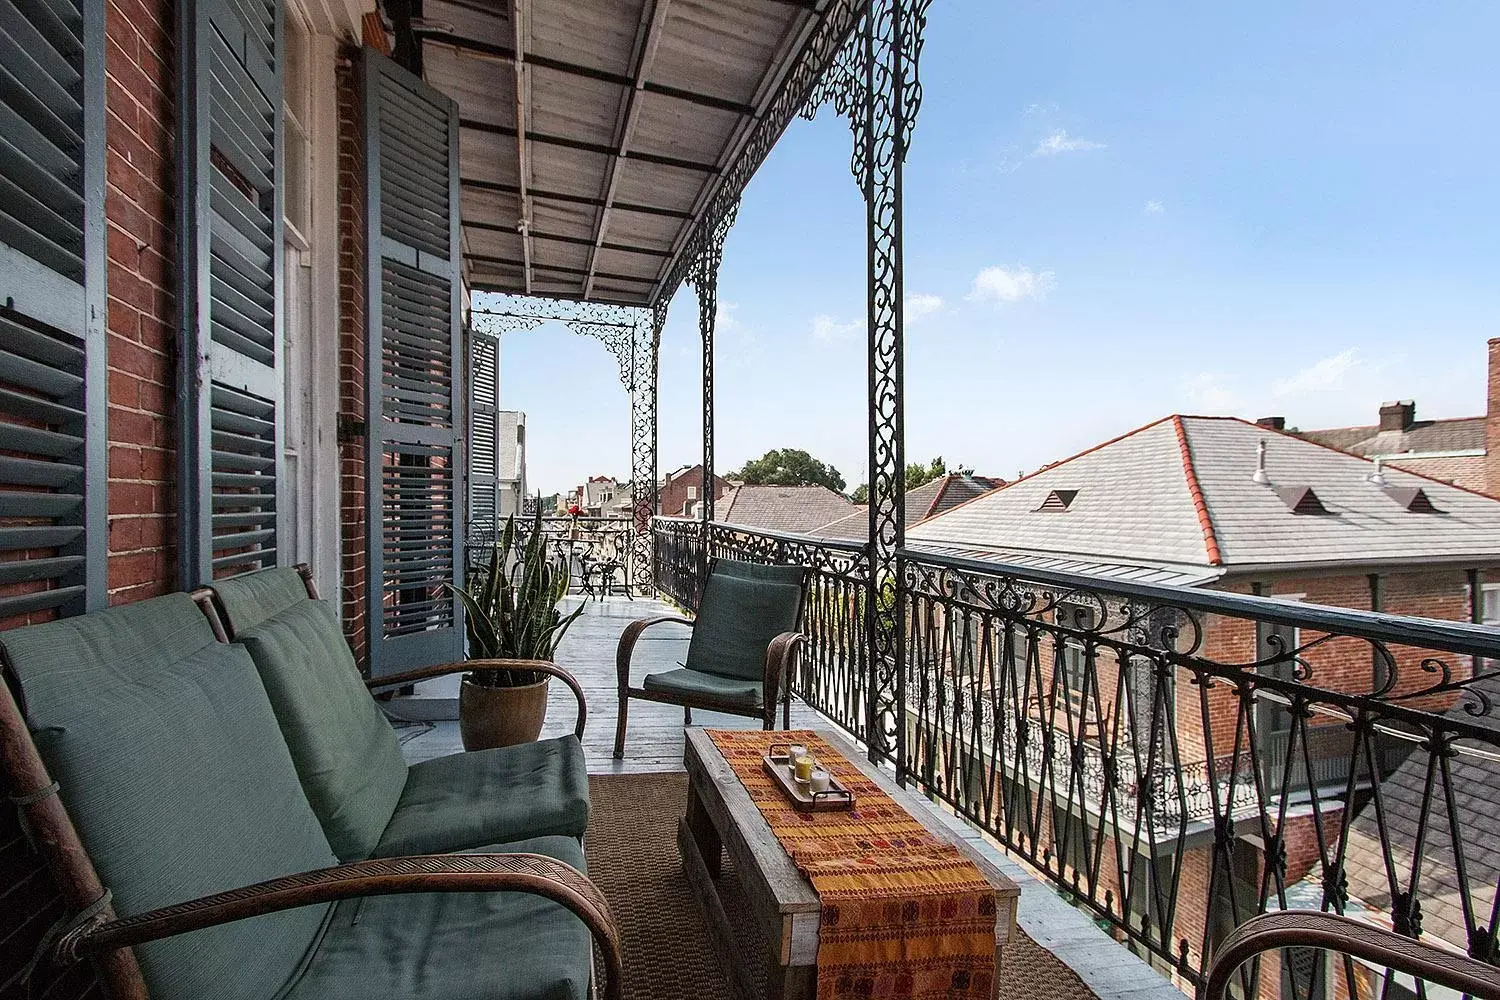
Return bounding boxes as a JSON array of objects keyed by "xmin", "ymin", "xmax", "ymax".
[
  {"xmin": 850, "ymin": 483, "xmax": 869, "ymax": 504},
  {"xmin": 733, "ymin": 448, "xmax": 846, "ymax": 493},
  {"xmin": 905, "ymin": 456, "xmax": 946, "ymax": 490}
]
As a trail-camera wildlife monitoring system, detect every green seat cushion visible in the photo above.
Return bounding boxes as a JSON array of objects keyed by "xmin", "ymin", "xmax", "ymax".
[
  {"xmin": 212, "ymin": 565, "xmax": 315, "ymax": 634},
  {"xmin": 642, "ymin": 667, "xmax": 763, "ymax": 707},
  {"xmin": 375, "ymin": 736, "xmax": 590, "ymax": 857},
  {"xmin": 684, "ymin": 559, "xmax": 804, "ymax": 682},
  {"xmin": 0, "ymin": 595, "xmax": 337, "ymax": 1000},
  {"xmin": 285, "ymin": 835, "xmax": 591, "ymax": 1000},
  {"xmin": 235, "ymin": 599, "xmax": 409, "ymax": 860}
]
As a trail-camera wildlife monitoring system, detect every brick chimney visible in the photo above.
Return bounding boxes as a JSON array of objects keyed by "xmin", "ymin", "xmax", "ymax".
[
  {"xmin": 1487, "ymin": 338, "xmax": 1500, "ymax": 495},
  {"xmin": 1255, "ymin": 416, "xmax": 1285, "ymax": 430},
  {"xmin": 1378, "ymin": 400, "xmax": 1415, "ymax": 432}
]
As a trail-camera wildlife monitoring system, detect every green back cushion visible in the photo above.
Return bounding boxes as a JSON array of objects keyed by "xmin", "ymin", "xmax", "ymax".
[
  {"xmin": 212, "ymin": 566, "xmax": 314, "ymax": 635},
  {"xmin": 0, "ymin": 594, "xmax": 336, "ymax": 1000},
  {"xmin": 685, "ymin": 559, "xmax": 806, "ymax": 681},
  {"xmin": 235, "ymin": 599, "xmax": 408, "ymax": 860}
]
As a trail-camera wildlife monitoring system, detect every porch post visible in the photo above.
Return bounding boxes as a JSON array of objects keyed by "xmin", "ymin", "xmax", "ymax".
[
  {"xmin": 629, "ymin": 307, "xmax": 661, "ymax": 594},
  {"xmin": 810, "ymin": 0, "xmax": 932, "ymax": 768},
  {"xmin": 685, "ymin": 206, "xmax": 737, "ymax": 533}
]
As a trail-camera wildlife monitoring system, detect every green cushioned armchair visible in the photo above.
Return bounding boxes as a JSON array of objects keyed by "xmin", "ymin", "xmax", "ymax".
[
  {"xmin": 0, "ymin": 595, "xmax": 621, "ymax": 1000},
  {"xmin": 193, "ymin": 566, "xmax": 591, "ymax": 863},
  {"xmin": 613, "ymin": 558, "xmax": 808, "ymax": 759}
]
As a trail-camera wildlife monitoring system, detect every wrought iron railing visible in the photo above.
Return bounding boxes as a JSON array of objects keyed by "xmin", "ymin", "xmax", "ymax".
[
  {"xmin": 654, "ymin": 517, "xmax": 871, "ymax": 739},
  {"xmin": 468, "ymin": 516, "xmax": 638, "ymax": 596},
  {"xmin": 651, "ymin": 517, "xmax": 1500, "ymax": 995}
]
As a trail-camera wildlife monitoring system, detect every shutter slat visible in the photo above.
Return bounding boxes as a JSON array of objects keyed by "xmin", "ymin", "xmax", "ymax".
[{"xmin": 0, "ymin": 0, "xmax": 100, "ymax": 624}]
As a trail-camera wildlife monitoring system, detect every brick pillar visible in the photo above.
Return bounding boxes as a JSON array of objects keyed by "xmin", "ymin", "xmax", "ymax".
[
  {"xmin": 105, "ymin": 0, "xmax": 178, "ymax": 604},
  {"xmin": 337, "ymin": 48, "xmax": 369, "ymax": 667},
  {"xmin": 1486, "ymin": 338, "xmax": 1499, "ymax": 497}
]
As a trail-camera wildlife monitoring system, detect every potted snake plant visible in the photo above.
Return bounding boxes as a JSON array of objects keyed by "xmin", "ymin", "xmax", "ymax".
[{"xmin": 445, "ymin": 509, "xmax": 587, "ymax": 749}]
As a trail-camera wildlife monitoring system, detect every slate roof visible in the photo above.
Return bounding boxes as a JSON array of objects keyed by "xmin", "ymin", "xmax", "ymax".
[
  {"xmin": 1341, "ymin": 679, "xmax": 1500, "ymax": 952},
  {"xmin": 1299, "ymin": 416, "xmax": 1485, "ymax": 456},
  {"xmin": 1298, "ymin": 415, "xmax": 1489, "ymax": 495},
  {"xmin": 907, "ymin": 415, "xmax": 1500, "ymax": 579},
  {"xmin": 718, "ymin": 484, "xmax": 855, "ymax": 535},
  {"xmin": 1385, "ymin": 454, "xmax": 1490, "ymax": 493},
  {"xmin": 812, "ymin": 506, "xmax": 868, "ymax": 542}
]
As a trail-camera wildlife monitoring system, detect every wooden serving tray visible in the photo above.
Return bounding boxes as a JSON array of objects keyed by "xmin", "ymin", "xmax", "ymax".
[{"xmin": 762, "ymin": 750, "xmax": 856, "ymax": 812}]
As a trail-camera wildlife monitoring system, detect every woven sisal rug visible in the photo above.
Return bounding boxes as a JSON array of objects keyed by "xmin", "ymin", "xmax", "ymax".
[{"xmin": 584, "ymin": 772, "xmax": 1101, "ymax": 1000}]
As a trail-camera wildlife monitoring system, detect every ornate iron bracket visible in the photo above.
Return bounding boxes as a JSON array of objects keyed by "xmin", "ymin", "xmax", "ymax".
[{"xmin": 472, "ymin": 297, "xmax": 659, "ymax": 592}]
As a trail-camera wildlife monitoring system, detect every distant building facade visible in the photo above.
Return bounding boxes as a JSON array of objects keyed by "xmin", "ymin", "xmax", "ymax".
[
  {"xmin": 497, "ymin": 411, "xmax": 526, "ymax": 517},
  {"xmin": 659, "ymin": 464, "xmax": 732, "ymax": 517},
  {"xmin": 907, "ymin": 414, "xmax": 1500, "ymax": 974},
  {"xmin": 1282, "ymin": 337, "xmax": 1499, "ymax": 496}
]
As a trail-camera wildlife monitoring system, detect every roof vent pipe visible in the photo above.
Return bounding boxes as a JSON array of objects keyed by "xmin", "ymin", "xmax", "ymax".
[
  {"xmin": 1252, "ymin": 440, "xmax": 1270, "ymax": 485},
  {"xmin": 1367, "ymin": 456, "xmax": 1388, "ymax": 488}
]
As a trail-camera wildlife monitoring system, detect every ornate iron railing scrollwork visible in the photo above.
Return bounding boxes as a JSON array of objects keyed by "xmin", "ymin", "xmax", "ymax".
[{"xmin": 649, "ymin": 517, "xmax": 1500, "ymax": 992}]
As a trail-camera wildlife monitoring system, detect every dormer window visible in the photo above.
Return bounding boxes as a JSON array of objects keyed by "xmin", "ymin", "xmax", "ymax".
[
  {"xmin": 1275, "ymin": 486, "xmax": 1331, "ymax": 515},
  {"xmin": 1034, "ymin": 489, "xmax": 1078, "ymax": 513},
  {"xmin": 1383, "ymin": 486, "xmax": 1440, "ymax": 513}
]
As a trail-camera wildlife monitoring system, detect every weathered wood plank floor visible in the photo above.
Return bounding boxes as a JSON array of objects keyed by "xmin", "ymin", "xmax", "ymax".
[{"xmin": 395, "ymin": 596, "xmax": 825, "ymax": 773}]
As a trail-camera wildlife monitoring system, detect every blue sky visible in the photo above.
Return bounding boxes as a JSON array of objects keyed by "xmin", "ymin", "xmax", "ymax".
[{"xmin": 492, "ymin": 2, "xmax": 1500, "ymax": 497}]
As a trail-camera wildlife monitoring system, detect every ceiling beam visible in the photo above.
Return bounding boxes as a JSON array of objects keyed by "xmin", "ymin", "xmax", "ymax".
[
  {"xmin": 416, "ymin": 29, "xmax": 755, "ymax": 115},
  {"xmin": 465, "ymin": 252, "xmax": 657, "ymax": 284},
  {"xmin": 509, "ymin": 0, "xmax": 532, "ymax": 293},
  {"xmin": 583, "ymin": 0, "xmax": 672, "ymax": 300},
  {"xmin": 464, "ymin": 218, "xmax": 672, "ymax": 257},
  {"xmin": 460, "ymin": 118, "xmax": 720, "ymax": 174},
  {"xmin": 460, "ymin": 178, "xmax": 695, "ymax": 220}
]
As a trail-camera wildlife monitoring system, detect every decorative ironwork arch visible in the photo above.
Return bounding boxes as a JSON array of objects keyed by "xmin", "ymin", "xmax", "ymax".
[{"xmin": 472, "ymin": 296, "xmax": 658, "ymax": 591}]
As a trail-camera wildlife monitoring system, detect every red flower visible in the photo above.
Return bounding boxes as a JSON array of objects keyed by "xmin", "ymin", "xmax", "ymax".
[{"xmin": 566, "ymin": 504, "xmax": 580, "ymax": 516}]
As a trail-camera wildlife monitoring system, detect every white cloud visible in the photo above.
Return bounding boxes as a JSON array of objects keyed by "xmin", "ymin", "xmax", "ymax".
[
  {"xmin": 967, "ymin": 266, "xmax": 1056, "ymax": 304},
  {"xmin": 905, "ymin": 293, "xmax": 944, "ymax": 321},
  {"xmin": 1031, "ymin": 129, "xmax": 1106, "ymax": 157},
  {"xmin": 1272, "ymin": 349, "xmax": 1361, "ymax": 397},
  {"xmin": 1143, "ymin": 199, "xmax": 1164, "ymax": 215},
  {"xmin": 1183, "ymin": 372, "xmax": 1237, "ymax": 412},
  {"xmin": 811, "ymin": 314, "xmax": 863, "ymax": 343},
  {"xmin": 1023, "ymin": 101, "xmax": 1059, "ymax": 117}
]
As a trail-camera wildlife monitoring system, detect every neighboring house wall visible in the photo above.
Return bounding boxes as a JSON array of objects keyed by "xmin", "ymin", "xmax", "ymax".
[
  {"xmin": 498, "ymin": 410, "xmax": 526, "ymax": 516},
  {"xmin": 1490, "ymin": 337, "xmax": 1500, "ymax": 495},
  {"xmin": 659, "ymin": 464, "xmax": 730, "ymax": 517}
]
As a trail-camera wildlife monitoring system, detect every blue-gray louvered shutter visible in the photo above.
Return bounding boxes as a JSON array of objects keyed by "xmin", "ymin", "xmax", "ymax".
[
  {"xmin": 468, "ymin": 329, "xmax": 500, "ymax": 529},
  {"xmin": 178, "ymin": 0, "xmax": 285, "ymax": 587},
  {"xmin": 363, "ymin": 49, "xmax": 465, "ymax": 677},
  {"xmin": 0, "ymin": 0, "xmax": 106, "ymax": 620}
]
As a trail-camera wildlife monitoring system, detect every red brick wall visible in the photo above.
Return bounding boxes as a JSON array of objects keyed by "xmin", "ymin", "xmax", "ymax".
[
  {"xmin": 337, "ymin": 48, "xmax": 368, "ymax": 667},
  {"xmin": 1488, "ymin": 337, "xmax": 1500, "ymax": 497},
  {"xmin": 104, "ymin": 0, "xmax": 178, "ymax": 605},
  {"xmin": 660, "ymin": 464, "xmax": 730, "ymax": 518},
  {"xmin": 1183, "ymin": 570, "xmax": 1476, "ymax": 761}
]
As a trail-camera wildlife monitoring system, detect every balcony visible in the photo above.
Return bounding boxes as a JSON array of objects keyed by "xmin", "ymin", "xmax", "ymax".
[
  {"xmin": 2, "ymin": 0, "xmax": 1499, "ymax": 997},
  {"xmin": 393, "ymin": 592, "xmax": 1188, "ymax": 1000}
]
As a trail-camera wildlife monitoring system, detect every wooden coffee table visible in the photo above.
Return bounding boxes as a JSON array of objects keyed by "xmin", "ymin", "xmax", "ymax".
[{"xmin": 679, "ymin": 727, "xmax": 1019, "ymax": 1000}]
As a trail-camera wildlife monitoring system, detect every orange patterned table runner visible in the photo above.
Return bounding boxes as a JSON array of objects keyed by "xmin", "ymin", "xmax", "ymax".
[{"xmin": 706, "ymin": 729, "xmax": 996, "ymax": 999}]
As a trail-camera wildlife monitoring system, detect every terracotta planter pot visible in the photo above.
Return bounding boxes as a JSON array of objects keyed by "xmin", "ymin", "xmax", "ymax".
[{"xmin": 459, "ymin": 673, "xmax": 550, "ymax": 750}]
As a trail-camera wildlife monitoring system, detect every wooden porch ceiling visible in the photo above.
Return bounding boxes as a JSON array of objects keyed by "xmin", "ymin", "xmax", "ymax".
[{"xmin": 413, "ymin": 0, "xmax": 841, "ymax": 307}]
